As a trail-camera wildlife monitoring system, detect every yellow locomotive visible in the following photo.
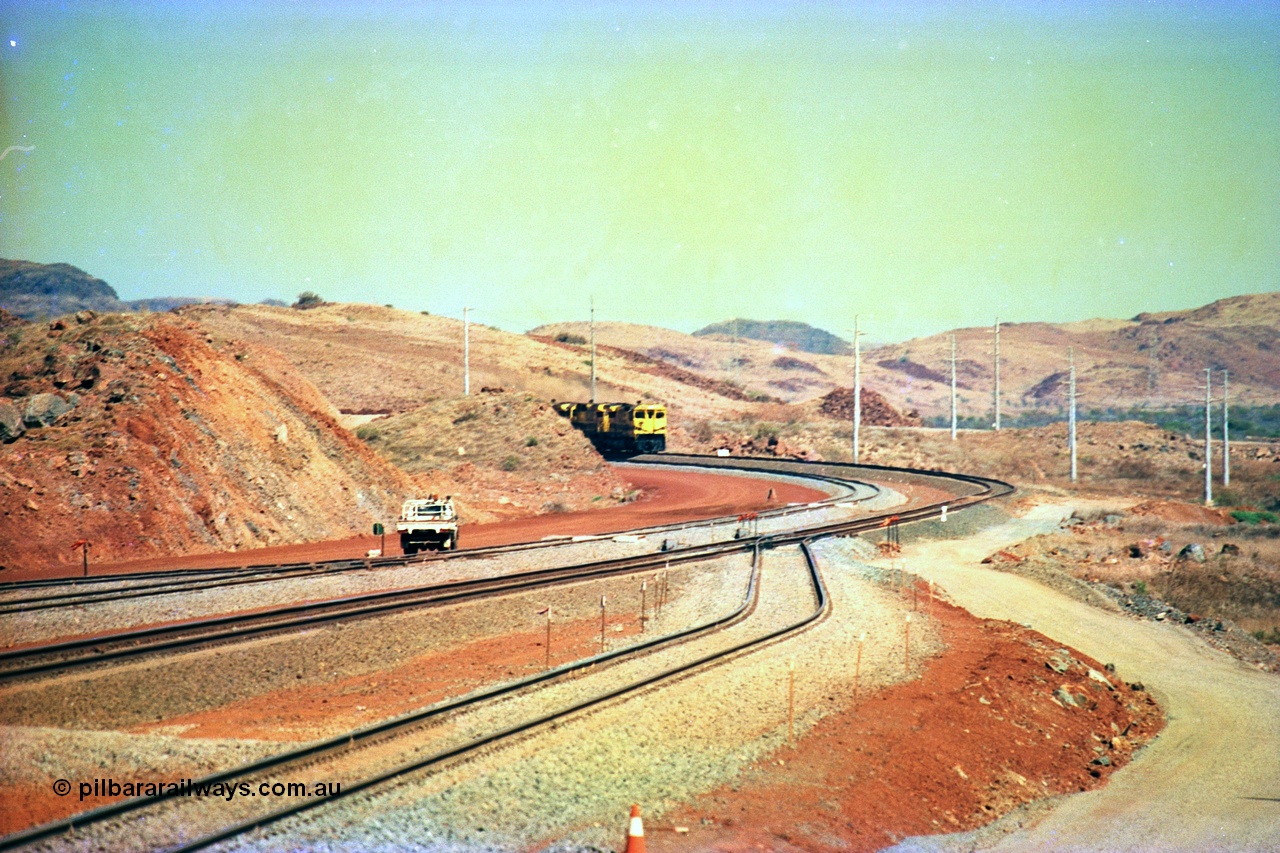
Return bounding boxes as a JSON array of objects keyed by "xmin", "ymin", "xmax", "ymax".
[{"xmin": 553, "ymin": 400, "xmax": 667, "ymax": 455}]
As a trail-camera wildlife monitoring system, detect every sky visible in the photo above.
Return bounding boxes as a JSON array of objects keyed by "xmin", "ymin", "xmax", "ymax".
[{"xmin": 1, "ymin": 1, "xmax": 1277, "ymax": 342}]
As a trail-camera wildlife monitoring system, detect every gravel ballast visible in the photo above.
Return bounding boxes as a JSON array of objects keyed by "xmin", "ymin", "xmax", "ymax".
[
  {"xmin": 3, "ymin": 467, "xmax": 1012, "ymax": 851},
  {"xmin": 197, "ymin": 541, "xmax": 941, "ymax": 853}
]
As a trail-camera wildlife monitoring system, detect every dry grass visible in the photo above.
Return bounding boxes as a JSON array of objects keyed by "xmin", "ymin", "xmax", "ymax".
[
  {"xmin": 539, "ymin": 293, "xmax": 1280, "ymax": 418},
  {"xmin": 670, "ymin": 412, "xmax": 1280, "ymax": 655},
  {"xmin": 1002, "ymin": 517, "xmax": 1280, "ymax": 645},
  {"xmin": 347, "ymin": 390, "xmax": 631, "ymax": 523},
  {"xmin": 358, "ymin": 391, "xmax": 604, "ymax": 477}
]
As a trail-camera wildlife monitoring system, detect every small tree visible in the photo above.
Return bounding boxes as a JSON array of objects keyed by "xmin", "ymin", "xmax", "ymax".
[{"xmin": 293, "ymin": 291, "xmax": 323, "ymax": 310}]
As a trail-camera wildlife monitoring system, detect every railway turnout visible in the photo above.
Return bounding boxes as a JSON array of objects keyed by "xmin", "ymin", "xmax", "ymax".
[{"xmin": 0, "ymin": 456, "xmax": 1012, "ymax": 852}]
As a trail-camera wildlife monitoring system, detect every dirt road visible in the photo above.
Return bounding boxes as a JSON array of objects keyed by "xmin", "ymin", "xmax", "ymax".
[{"xmin": 892, "ymin": 503, "xmax": 1280, "ymax": 852}]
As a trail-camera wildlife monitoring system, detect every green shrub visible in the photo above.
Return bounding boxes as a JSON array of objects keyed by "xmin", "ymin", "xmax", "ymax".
[
  {"xmin": 292, "ymin": 291, "xmax": 323, "ymax": 309},
  {"xmin": 525, "ymin": 436, "xmax": 539, "ymax": 447},
  {"xmin": 1252, "ymin": 627, "xmax": 1280, "ymax": 645},
  {"xmin": 1231, "ymin": 510, "xmax": 1280, "ymax": 525},
  {"xmin": 354, "ymin": 426, "xmax": 380, "ymax": 442},
  {"xmin": 753, "ymin": 422, "xmax": 780, "ymax": 441},
  {"xmin": 501, "ymin": 455, "xmax": 520, "ymax": 472}
]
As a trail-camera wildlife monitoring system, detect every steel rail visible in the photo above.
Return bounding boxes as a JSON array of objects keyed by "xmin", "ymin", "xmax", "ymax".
[
  {"xmin": 0, "ymin": 457, "xmax": 1013, "ymax": 852},
  {"xmin": 0, "ymin": 461, "xmax": 999, "ymax": 685},
  {"xmin": 0, "ymin": 467, "xmax": 864, "ymax": 611},
  {"xmin": 0, "ymin": 539, "xmax": 755, "ymax": 682},
  {"xmin": 169, "ymin": 540, "xmax": 831, "ymax": 853},
  {"xmin": 0, "ymin": 463, "xmax": 867, "ymax": 676},
  {"xmin": 0, "ymin": 543, "xmax": 767, "ymax": 852},
  {"xmin": 174, "ymin": 463, "xmax": 1016, "ymax": 852},
  {"xmin": 0, "ymin": 563, "xmax": 371, "ymax": 613}
]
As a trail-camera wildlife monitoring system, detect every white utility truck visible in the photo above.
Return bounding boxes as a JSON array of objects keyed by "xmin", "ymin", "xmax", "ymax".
[{"xmin": 396, "ymin": 496, "xmax": 458, "ymax": 554}]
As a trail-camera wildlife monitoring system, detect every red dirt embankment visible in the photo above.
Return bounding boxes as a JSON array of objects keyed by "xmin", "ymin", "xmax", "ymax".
[
  {"xmin": 0, "ymin": 312, "xmax": 414, "ymax": 576},
  {"xmin": 653, "ymin": 594, "xmax": 1162, "ymax": 852},
  {"xmin": 52, "ymin": 467, "xmax": 830, "ymax": 578}
]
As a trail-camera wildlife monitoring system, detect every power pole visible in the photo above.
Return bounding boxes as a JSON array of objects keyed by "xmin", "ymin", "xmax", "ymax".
[
  {"xmin": 1203, "ymin": 368, "xmax": 1213, "ymax": 506},
  {"xmin": 1222, "ymin": 369, "xmax": 1230, "ymax": 486},
  {"xmin": 589, "ymin": 295, "xmax": 597, "ymax": 403},
  {"xmin": 852, "ymin": 315, "xmax": 862, "ymax": 463},
  {"xmin": 949, "ymin": 334, "xmax": 958, "ymax": 441},
  {"xmin": 462, "ymin": 306, "xmax": 471, "ymax": 396},
  {"xmin": 1068, "ymin": 346, "xmax": 1077, "ymax": 483}
]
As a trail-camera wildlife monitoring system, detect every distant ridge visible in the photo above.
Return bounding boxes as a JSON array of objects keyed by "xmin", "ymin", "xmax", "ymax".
[
  {"xmin": 695, "ymin": 318, "xmax": 848, "ymax": 355},
  {"xmin": 0, "ymin": 258, "xmax": 228, "ymax": 319}
]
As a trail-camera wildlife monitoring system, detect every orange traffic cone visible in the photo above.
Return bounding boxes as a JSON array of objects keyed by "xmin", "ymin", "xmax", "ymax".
[{"xmin": 623, "ymin": 803, "xmax": 645, "ymax": 853}]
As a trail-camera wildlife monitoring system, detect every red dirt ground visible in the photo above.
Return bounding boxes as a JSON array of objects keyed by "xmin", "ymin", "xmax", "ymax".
[
  {"xmin": 127, "ymin": 616, "xmax": 644, "ymax": 743},
  {"xmin": 5, "ymin": 471, "xmax": 1164, "ymax": 847},
  {"xmin": 648, "ymin": 590, "xmax": 1163, "ymax": 852},
  {"xmin": 22, "ymin": 466, "xmax": 828, "ymax": 581},
  {"xmin": 1127, "ymin": 499, "xmax": 1237, "ymax": 526},
  {"xmin": 4, "ymin": 594, "xmax": 1162, "ymax": 843},
  {"xmin": 3, "ymin": 613, "xmax": 644, "ymax": 834}
]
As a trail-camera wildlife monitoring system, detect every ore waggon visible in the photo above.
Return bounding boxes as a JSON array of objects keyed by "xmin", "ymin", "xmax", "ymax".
[{"xmin": 553, "ymin": 400, "xmax": 667, "ymax": 455}]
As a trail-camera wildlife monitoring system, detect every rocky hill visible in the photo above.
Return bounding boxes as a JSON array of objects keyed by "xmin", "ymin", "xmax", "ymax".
[
  {"xmin": 693, "ymin": 319, "xmax": 849, "ymax": 355},
  {"xmin": 531, "ymin": 320, "xmax": 844, "ymax": 404},
  {"xmin": 0, "ymin": 258, "xmax": 227, "ymax": 319},
  {"xmin": 354, "ymin": 390, "xmax": 628, "ymax": 522},
  {"xmin": 537, "ymin": 294, "xmax": 1280, "ymax": 421},
  {"xmin": 0, "ymin": 310, "xmax": 416, "ymax": 575},
  {"xmin": 873, "ymin": 292, "xmax": 1280, "ymax": 419},
  {"xmin": 185, "ymin": 304, "xmax": 758, "ymax": 424},
  {"xmin": 0, "ymin": 259, "xmax": 121, "ymax": 318}
]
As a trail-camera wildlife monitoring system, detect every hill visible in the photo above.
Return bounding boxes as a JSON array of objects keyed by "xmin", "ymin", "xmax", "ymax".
[
  {"xmin": 0, "ymin": 258, "xmax": 229, "ymax": 319},
  {"xmin": 185, "ymin": 304, "xmax": 773, "ymax": 519},
  {"xmin": 186, "ymin": 304, "xmax": 761, "ymax": 423},
  {"xmin": 535, "ymin": 294, "xmax": 1280, "ymax": 423},
  {"xmin": 0, "ymin": 310, "xmax": 416, "ymax": 575},
  {"xmin": 530, "ymin": 320, "xmax": 846, "ymax": 404},
  {"xmin": 870, "ymin": 292, "xmax": 1280, "ymax": 421},
  {"xmin": 354, "ymin": 390, "xmax": 628, "ymax": 521},
  {"xmin": 0, "ymin": 259, "xmax": 121, "ymax": 318},
  {"xmin": 694, "ymin": 318, "xmax": 849, "ymax": 355}
]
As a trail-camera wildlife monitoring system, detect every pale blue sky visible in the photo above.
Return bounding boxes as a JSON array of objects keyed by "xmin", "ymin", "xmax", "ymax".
[{"xmin": 2, "ymin": 1, "xmax": 1276, "ymax": 340}]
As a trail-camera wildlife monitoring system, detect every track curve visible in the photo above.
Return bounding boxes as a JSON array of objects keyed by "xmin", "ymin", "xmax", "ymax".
[{"xmin": 0, "ymin": 456, "xmax": 1012, "ymax": 852}]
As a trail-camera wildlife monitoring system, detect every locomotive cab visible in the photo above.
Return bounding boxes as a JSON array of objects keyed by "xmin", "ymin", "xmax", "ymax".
[{"xmin": 631, "ymin": 405, "xmax": 667, "ymax": 453}]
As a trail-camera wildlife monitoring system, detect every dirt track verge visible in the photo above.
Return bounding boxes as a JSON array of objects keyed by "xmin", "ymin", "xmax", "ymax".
[{"xmin": 888, "ymin": 501, "xmax": 1280, "ymax": 853}]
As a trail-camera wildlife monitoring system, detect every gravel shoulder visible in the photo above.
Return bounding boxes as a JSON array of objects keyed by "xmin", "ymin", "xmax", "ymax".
[
  {"xmin": 203, "ymin": 544, "xmax": 887, "ymax": 853},
  {"xmin": 889, "ymin": 501, "xmax": 1280, "ymax": 853}
]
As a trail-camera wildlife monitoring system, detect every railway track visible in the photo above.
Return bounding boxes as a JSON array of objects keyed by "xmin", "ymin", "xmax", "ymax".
[
  {"xmin": 0, "ymin": 540, "xmax": 756, "ymax": 682},
  {"xmin": 1, "ymin": 464, "xmax": 869, "ymax": 681},
  {"xmin": 0, "ymin": 542, "xmax": 770, "ymax": 852},
  {"xmin": 1, "ymin": 457, "xmax": 1012, "ymax": 852},
  {"xmin": 0, "ymin": 466, "xmax": 863, "ymax": 614}
]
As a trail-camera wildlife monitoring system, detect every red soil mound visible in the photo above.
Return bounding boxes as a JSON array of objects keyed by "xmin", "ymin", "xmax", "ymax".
[{"xmin": 652, "ymin": 595, "xmax": 1162, "ymax": 852}]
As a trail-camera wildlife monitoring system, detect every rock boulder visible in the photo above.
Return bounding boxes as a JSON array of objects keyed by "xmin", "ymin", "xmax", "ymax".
[
  {"xmin": 21, "ymin": 392, "xmax": 74, "ymax": 428},
  {"xmin": 0, "ymin": 400, "xmax": 23, "ymax": 441}
]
